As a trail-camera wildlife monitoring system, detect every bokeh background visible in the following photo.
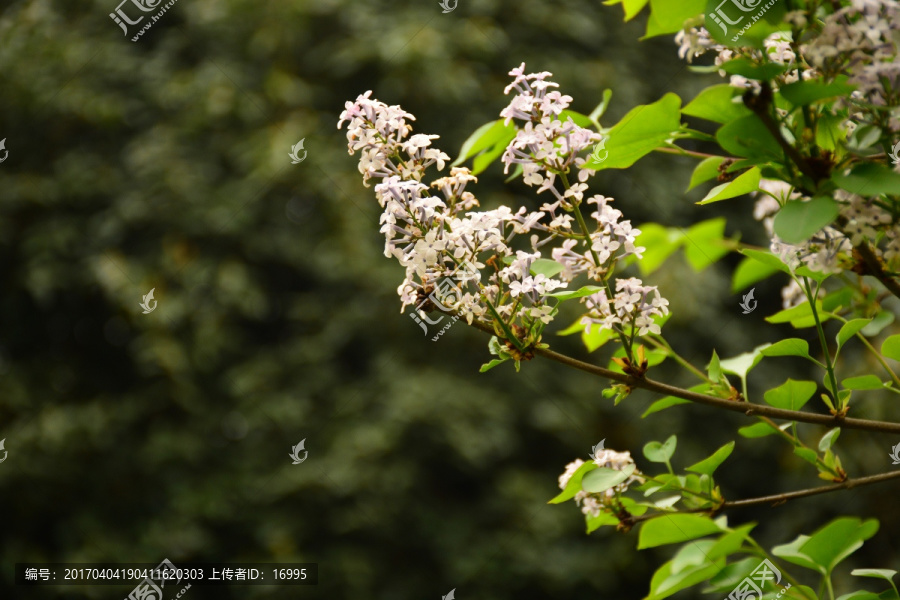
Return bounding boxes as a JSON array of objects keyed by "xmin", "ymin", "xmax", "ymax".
[{"xmin": 1, "ymin": 0, "xmax": 899, "ymax": 598}]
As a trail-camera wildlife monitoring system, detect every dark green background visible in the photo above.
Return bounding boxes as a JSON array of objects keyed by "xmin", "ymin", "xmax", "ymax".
[{"xmin": 1, "ymin": 0, "xmax": 898, "ymax": 598}]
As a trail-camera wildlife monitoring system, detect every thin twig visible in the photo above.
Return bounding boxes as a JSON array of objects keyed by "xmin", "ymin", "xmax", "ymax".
[{"xmin": 467, "ymin": 320, "xmax": 900, "ymax": 433}]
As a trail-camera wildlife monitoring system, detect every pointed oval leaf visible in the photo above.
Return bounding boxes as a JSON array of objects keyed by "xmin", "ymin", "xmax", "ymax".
[
  {"xmin": 774, "ymin": 197, "xmax": 841, "ymax": 245},
  {"xmin": 548, "ymin": 461, "xmax": 597, "ymax": 504},
  {"xmin": 581, "ymin": 463, "xmax": 635, "ymax": 494},
  {"xmin": 882, "ymin": 335, "xmax": 900, "ymax": 361},
  {"xmin": 686, "ymin": 442, "xmax": 735, "ymax": 476},
  {"xmin": 760, "ymin": 338, "xmax": 811, "ymax": 359},
  {"xmin": 638, "ymin": 514, "xmax": 724, "ymax": 549},
  {"xmin": 764, "ymin": 379, "xmax": 817, "ymax": 411},
  {"xmin": 644, "ymin": 435, "xmax": 677, "ymax": 463}
]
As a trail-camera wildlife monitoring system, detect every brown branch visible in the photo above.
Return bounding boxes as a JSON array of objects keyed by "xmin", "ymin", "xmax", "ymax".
[
  {"xmin": 467, "ymin": 320, "xmax": 900, "ymax": 433},
  {"xmin": 625, "ymin": 470, "xmax": 900, "ymax": 526},
  {"xmin": 855, "ymin": 241, "xmax": 900, "ymax": 301},
  {"xmin": 721, "ymin": 469, "xmax": 900, "ymax": 508}
]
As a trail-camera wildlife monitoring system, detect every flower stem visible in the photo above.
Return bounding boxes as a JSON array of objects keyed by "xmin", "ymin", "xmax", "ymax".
[{"xmin": 802, "ymin": 277, "xmax": 841, "ymax": 411}]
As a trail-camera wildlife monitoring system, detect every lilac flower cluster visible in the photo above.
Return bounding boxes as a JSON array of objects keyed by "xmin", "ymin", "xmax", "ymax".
[{"xmin": 339, "ymin": 65, "xmax": 671, "ymax": 348}]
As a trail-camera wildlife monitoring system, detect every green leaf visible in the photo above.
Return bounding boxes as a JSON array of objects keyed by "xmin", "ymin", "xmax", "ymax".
[
  {"xmin": 683, "ymin": 84, "xmax": 752, "ymax": 124},
  {"xmin": 732, "ymin": 255, "xmax": 781, "ymax": 293},
  {"xmin": 680, "ymin": 218, "xmax": 730, "ymax": 270},
  {"xmin": 558, "ymin": 109, "xmax": 594, "ymax": 128},
  {"xmin": 798, "ymin": 517, "xmax": 879, "ymax": 576},
  {"xmin": 779, "ymin": 76, "xmax": 856, "ymax": 107},
  {"xmin": 453, "ymin": 120, "xmax": 517, "ymax": 174},
  {"xmin": 708, "ymin": 523, "xmax": 757, "ymax": 560},
  {"xmin": 739, "ymin": 248, "xmax": 792, "ymax": 276},
  {"xmin": 775, "ymin": 518, "xmax": 879, "ymax": 577},
  {"xmin": 841, "ymin": 375, "xmax": 884, "ymax": 390},
  {"xmin": 687, "ymin": 156, "xmax": 727, "ymax": 191},
  {"xmin": 882, "ymin": 335, "xmax": 900, "ymax": 361},
  {"xmin": 794, "ymin": 446, "xmax": 819, "ymax": 466},
  {"xmin": 819, "ymin": 427, "xmax": 840, "ymax": 452},
  {"xmin": 833, "ymin": 163, "xmax": 900, "ymax": 196},
  {"xmin": 545, "ymin": 285, "xmax": 602, "ymax": 301},
  {"xmin": 847, "ymin": 124, "xmax": 883, "ymax": 152},
  {"xmin": 686, "ymin": 442, "xmax": 735, "ymax": 476},
  {"xmin": 851, "ymin": 569, "xmax": 898, "ymax": 584},
  {"xmin": 634, "ymin": 223, "xmax": 683, "ymax": 274},
  {"xmin": 706, "ymin": 0, "xmax": 788, "ymax": 47},
  {"xmin": 816, "ymin": 114, "xmax": 846, "ymax": 152},
  {"xmin": 760, "ymin": 338, "xmax": 811, "ymax": 359},
  {"xmin": 529, "ymin": 258, "xmax": 565, "ymax": 278},
  {"xmin": 862, "ymin": 311, "xmax": 895, "ymax": 337},
  {"xmin": 739, "ymin": 421, "xmax": 791, "ymax": 438},
  {"xmin": 773, "ymin": 197, "xmax": 840, "ymax": 244},
  {"xmin": 708, "ymin": 350, "xmax": 723, "ymax": 382},
  {"xmin": 603, "ymin": 0, "xmax": 651, "ymax": 21},
  {"xmin": 836, "ymin": 318, "xmax": 872, "ymax": 351},
  {"xmin": 588, "ymin": 89, "xmax": 614, "ymax": 121},
  {"xmin": 698, "ymin": 166, "xmax": 761, "ymax": 204},
  {"xmin": 719, "ymin": 344, "xmax": 770, "ymax": 379},
  {"xmin": 548, "ymin": 460, "xmax": 597, "ymax": 503},
  {"xmin": 773, "ymin": 535, "xmax": 821, "ymax": 573},
  {"xmin": 764, "ymin": 379, "xmax": 817, "ymax": 410},
  {"xmin": 719, "ymin": 57, "xmax": 789, "ymax": 81},
  {"xmin": 581, "ymin": 463, "xmax": 636, "ymax": 493},
  {"xmin": 637, "ymin": 514, "xmax": 723, "ymax": 549},
  {"xmin": 583, "ymin": 323, "xmax": 614, "ymax": 352},
  {"xmin": 642, "ymin": 395, "xmax": 691, "ymax": 418},
  {"xmin": 646, "ymin": 551, "xmax": 725, "ymax": 600},
  {"xmin": 586, "ymin": 511, "xmax": 620, "ymax": 533},
  {"xmin": 480, "ymin": 358, "xmax": 509, "ymax": 372},
  {"xmin": 644, "ymin": 0, "xmax": 706, "ymax": 38},
  {"xmin": 835, "ymin": 592, "xmax": 882, "ymax": 600},
  {"xmin": 644, "ymin": 435, "xmax": 677, "ymax": 463},
  {"xmin": 766, "ymin": 299, "xmax": 831, "ymax": 329},
  {"xmin": 717, "ymin": 115, "xmax": 782, "ymax": 161},
  {"xmin": 586, "ymin": 93, "xmax": 682, "ymax": 170}
]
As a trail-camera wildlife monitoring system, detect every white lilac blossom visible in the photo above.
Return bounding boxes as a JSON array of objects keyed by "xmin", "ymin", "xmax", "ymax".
[
  {"xmin": 557, "ymin": 449, "xmax": 642, "ymax": 519},
  {"xmin": 500, "ymin": 63, "xmax": 605, "ymax": 194},
  {"xmin": 340, "ymin": 66, "xmax": 673, "ymax": 346},
  {"xmin": 580, "ymin": 278, "xmax": 669, "ymax": 337}
]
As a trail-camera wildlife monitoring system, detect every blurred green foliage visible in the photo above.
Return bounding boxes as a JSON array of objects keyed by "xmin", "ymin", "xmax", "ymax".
[{"xmin": 1, "ymin": 0, "xmax": 898, "ymax": 598}]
